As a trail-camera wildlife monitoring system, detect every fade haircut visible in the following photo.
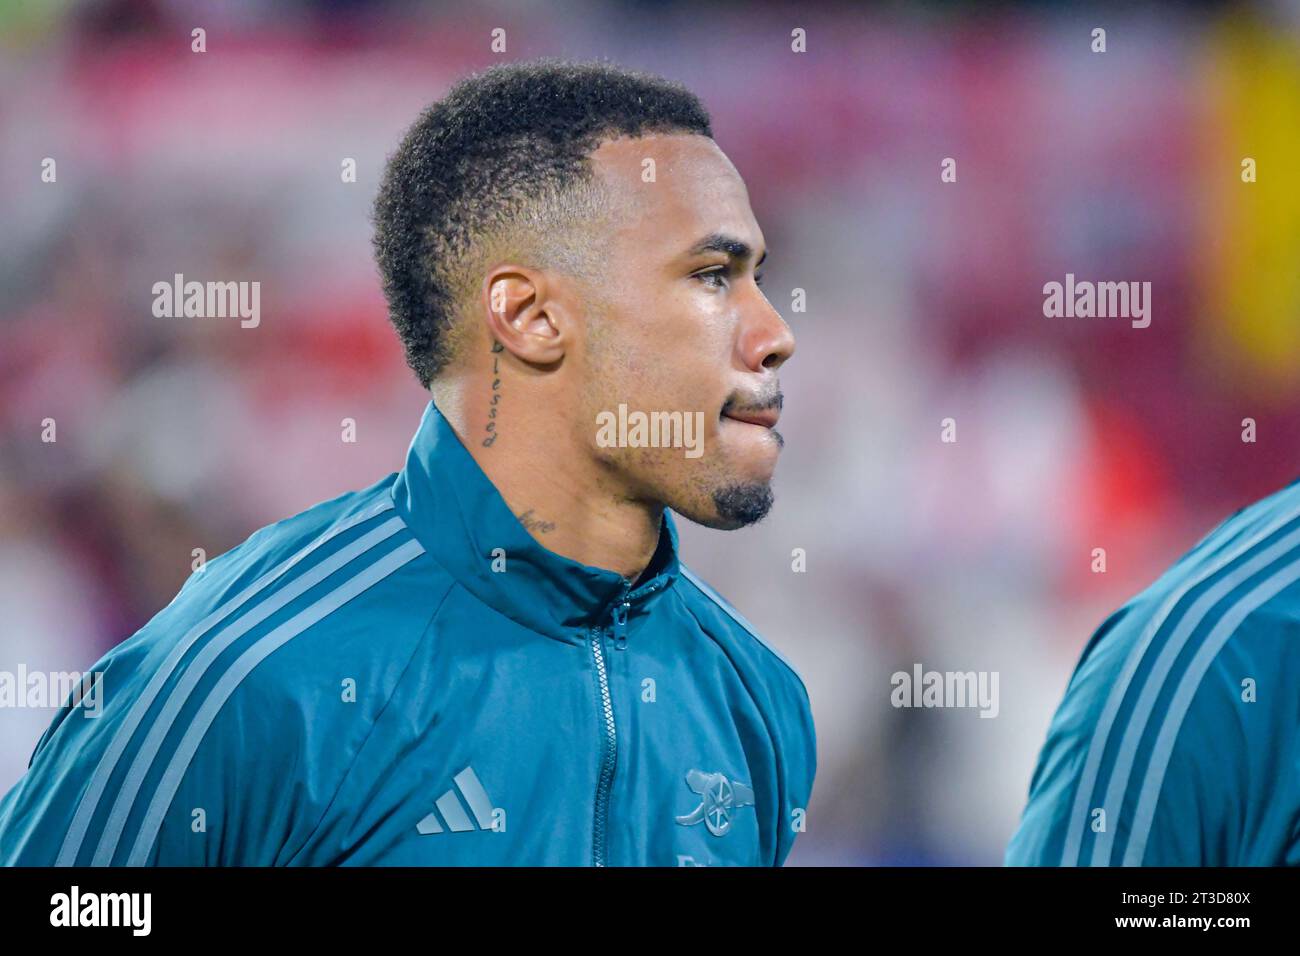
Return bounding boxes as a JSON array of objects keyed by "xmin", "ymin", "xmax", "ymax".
[{"xmin": 372, "ymin": 57, "xmax": 714, "ymax": 387}]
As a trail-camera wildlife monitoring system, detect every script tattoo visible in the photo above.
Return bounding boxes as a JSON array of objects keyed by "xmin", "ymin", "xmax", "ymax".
[
  {"xmin": 516, "ymin": 509, "xmax": 557, "ymax": 534},
  {"xmin": 483, "ymin": 340, "xmax": 503, "ymax": 447}
]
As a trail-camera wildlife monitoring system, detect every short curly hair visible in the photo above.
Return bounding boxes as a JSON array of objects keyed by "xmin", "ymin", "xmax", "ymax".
[{"xmin": 372, "ymin": 57, "xmax": 714, "ymax": 387}]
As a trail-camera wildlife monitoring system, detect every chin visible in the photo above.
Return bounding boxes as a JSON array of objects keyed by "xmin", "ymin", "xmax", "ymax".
[{"xmin": 703, "ymin": 480, "xmax": 775, "ymax": 529}]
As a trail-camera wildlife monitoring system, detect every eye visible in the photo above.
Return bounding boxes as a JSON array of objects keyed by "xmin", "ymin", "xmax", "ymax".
[{"xmin": 693, "ymin": 267, "xmax": 728, "ymax": 290}]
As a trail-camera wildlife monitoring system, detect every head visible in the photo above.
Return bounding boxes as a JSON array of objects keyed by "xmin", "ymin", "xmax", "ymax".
[{"xmin": 373, "ymin": 58, "xmax": 794, "ymax": 530}]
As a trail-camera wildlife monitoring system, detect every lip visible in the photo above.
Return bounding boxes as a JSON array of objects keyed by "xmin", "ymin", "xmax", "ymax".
[{"xmin": 721, "ymin": 407, "xmax": 780, "ymax": 429}]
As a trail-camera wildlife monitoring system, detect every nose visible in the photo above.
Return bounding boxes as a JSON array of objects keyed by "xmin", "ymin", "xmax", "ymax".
[{"xmin": 739, "ymin": 293, "xmax": 795, "ymax": 373}]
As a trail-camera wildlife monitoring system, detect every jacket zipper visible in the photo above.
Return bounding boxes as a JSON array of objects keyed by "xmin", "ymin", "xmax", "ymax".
[
  {"xmin": 588, "ymin": 577, "xmax": 663, "ymax": 866},
  {"xmin": 589, "ymin": 621, "xmax": 617, "ymax": 867}
]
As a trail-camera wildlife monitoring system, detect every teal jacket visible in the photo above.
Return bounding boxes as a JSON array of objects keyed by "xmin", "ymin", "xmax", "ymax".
[{"xmin": 0, "ymin": 400, "xmax": 816, "ymax": 866}]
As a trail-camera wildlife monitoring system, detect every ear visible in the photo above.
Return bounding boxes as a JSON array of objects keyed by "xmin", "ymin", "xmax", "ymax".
[{"xmin": 480, "ymin": 267, "xmax": 568, "ymax": 366}]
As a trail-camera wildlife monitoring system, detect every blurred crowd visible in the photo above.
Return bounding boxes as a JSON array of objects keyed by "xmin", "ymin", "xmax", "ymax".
[{"xmin": 3, "ymin": 0, "xmax": 1300, "ymax": 864}]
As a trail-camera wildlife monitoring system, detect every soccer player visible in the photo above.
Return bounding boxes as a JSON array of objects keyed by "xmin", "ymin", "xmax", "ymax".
[
  {"xmin": 0, "ymin": 59, "xmax": 814, "ymax": 866},
  {"xmin": 1006, "ymin": 477, "xmax": 1300, "ymax": 865}
]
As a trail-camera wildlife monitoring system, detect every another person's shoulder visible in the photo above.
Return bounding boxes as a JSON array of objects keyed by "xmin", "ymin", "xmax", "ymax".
[
  {"xmin": 1011, "ymin": 477, "xmax": 1300, "ymax": 865},
  {"xmin": 1068, "ymin": 476, "xmax": 1300, "ymax": 685}
]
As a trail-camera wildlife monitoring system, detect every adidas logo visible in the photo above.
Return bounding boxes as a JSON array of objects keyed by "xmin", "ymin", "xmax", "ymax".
[{"xmin": 416, "ymin": 765, "xmax": 503, "ymax": 834}]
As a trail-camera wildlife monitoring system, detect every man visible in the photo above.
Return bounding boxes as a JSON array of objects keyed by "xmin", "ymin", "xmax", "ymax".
[
  {"xmin": 0, "ymin": 58, "xmax": 814, "ymax": 866},
  {"xmin": 1006, "ymin": 477, "xmax": 1300, "ymax": 865}
]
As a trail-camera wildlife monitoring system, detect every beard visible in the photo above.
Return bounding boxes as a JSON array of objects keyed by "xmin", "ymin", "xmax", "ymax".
[
  {"xmin": 604, "ymin": 453, "xmax": 778, "ymax": 531},
  {"xmin": 648, "ymin": 444, "xmax": 779, "ymax": 531},
  {"xmin": 708, "ymin": 480, "xmax": 775, "ymax": 529}
]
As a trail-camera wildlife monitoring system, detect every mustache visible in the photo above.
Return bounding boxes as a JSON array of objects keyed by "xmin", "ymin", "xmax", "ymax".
[{"xmin": 722, "ymin": 389, "xmax": 783, "ymax": 416}]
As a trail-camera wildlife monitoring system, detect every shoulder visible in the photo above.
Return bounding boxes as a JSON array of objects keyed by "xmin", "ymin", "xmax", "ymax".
[
  {"xmin": 59, "ymin": 476, "xmax": 454, "ymax": 864},
  {"xmin": 673, "ymin": 565, "xmax": 817, "ymax": 864},
  {"xmin": 181, "ymin": 473, "xmax": 408, "ymax": 601},
  {"xmin": 3, "ymin": 475, "xmax": 457, "ymax": 865},
  {"xmin": 673, "ymin": 565, "xmax": 816, "ymax": 793},
  {"xmin": 133, "ymin": 471, "xmax": 454, "ymax": 741},
  {"xmin": 142, "ymin": 472, "xmax": 447, "ymax": 663},
  {"xmin": 675, "ymin": 565, "xmax": 812, "ymax": 708}
]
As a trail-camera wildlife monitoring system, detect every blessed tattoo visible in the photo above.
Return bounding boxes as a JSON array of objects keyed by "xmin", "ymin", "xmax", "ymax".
[{"xmin": 483, "ymin": 340, "xmax": 503, "ymax": 447}]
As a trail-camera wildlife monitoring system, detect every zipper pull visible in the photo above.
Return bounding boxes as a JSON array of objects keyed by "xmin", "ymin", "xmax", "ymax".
[{"xmin": 611, "ymin": 602, "xmax": 629, "ymax": 651}]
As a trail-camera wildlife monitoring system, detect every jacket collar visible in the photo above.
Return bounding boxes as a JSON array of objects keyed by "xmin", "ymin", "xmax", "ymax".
[{"xmin": 390, "ymin": 399, "xmax": 681, "ymax": 644}]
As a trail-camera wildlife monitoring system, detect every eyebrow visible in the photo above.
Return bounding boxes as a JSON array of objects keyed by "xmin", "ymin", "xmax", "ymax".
[{"xmin": 687, "ymin": 232, "xmax": 767, "ymax": 268}]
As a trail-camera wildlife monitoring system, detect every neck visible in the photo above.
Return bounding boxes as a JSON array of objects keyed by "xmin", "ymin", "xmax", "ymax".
[{"xmin": 430, "ymin": 376, "xmax": 663, "ymax": 582}]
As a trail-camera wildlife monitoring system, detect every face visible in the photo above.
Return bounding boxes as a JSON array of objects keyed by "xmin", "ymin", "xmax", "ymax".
[{"xmin": 575, "ymin": 133, "xmax": 795, "ymax": 529}]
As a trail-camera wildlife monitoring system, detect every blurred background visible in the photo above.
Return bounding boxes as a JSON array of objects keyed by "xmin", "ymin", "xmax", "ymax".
[{"xmin": 3, "ymin": 0, "xmax": 1300, "ymax": 865}]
